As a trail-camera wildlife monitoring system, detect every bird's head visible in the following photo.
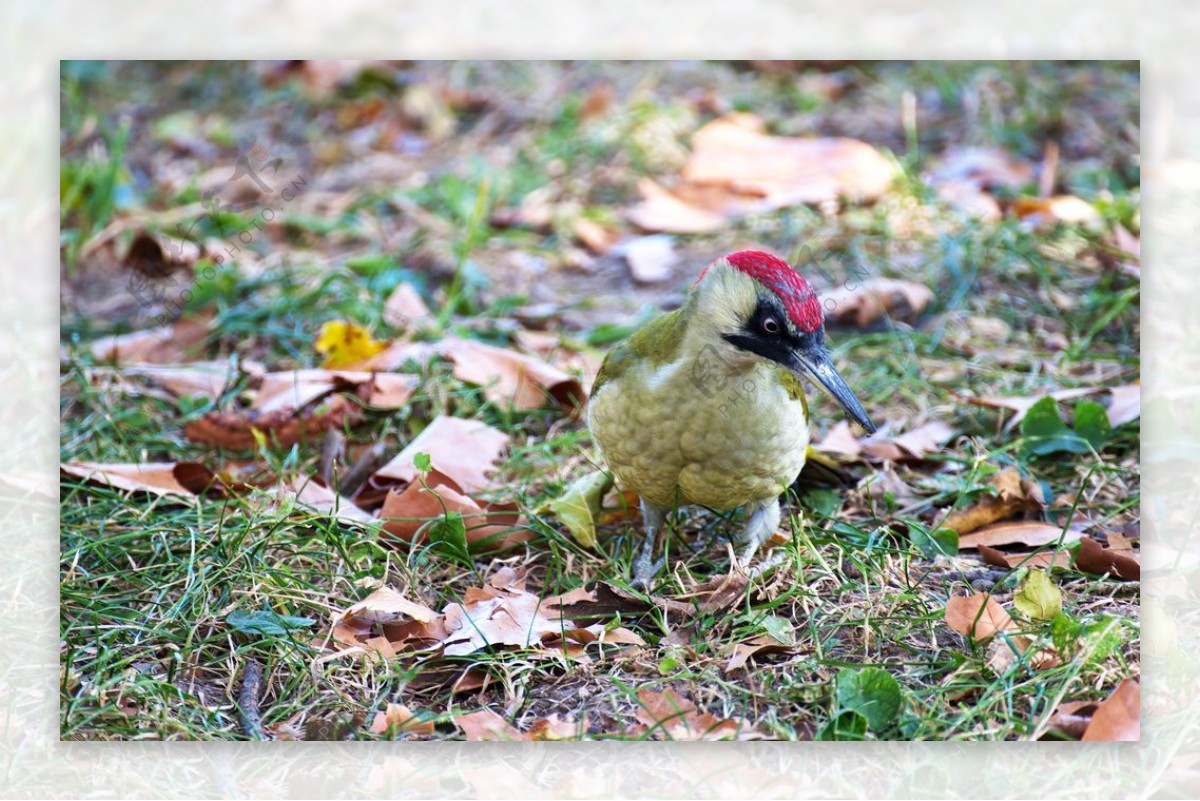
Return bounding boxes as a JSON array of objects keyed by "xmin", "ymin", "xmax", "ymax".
[{"xmin": 690, "ymin": 250, "xmax": 877, "ymax": 434}]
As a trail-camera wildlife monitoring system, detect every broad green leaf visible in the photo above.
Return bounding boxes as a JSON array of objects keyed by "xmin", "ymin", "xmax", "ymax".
[
  {"xmin": 817, "ymin": 709, "xmax": 869, "ymax": 741},
  {"xmin": 834, "ymin": 667, "xmax": 902, "ymax": 731},
  {"xmin": 910, "ymin": 525, "xmax": 959, "ymax": 559},
  {"xmin": 428, "ymin": 510, "xmax": 471, "ymax": 565},
  {"xmin": 549, "ymin": 470, "xmax": 613, "ymax": 549},
  {"xmin": 1020, "ymin": 396, "xmax": 1089, "ymax": 457},
  {"xmin": 1014, "ymin": 569, "xmax": 1063, "ymax": 621},
  {"xmin": 761, "ymin": 614, "xmax": 796, "ymax": 645},
  {"xmin": 1074, "ymin": 400, "xmax": 1112, "ymax": 449},
  {"xmin": 226, "ymin": 609, "xmax": 316, "ymax": 637},
  {"xmin": 413, "ymin": 451, "xmax": 432, "ymax": 473},
  {"xmin": 800, "ymin": 487, "xmax": 841, "ymax": 518}
]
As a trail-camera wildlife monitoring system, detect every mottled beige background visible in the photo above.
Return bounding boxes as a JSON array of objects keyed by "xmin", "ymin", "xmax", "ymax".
[{"xmin": 3, "ymin": 0, "xmax": 1194, "ymax": 797}]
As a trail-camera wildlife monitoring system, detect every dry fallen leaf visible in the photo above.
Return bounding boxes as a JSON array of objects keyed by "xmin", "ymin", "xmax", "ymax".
[
  {"xmin": 1075, "ymin": 535, "xmax": 1140, "ymax": 581},
  {"xmin": 454, "ymin": 708, "xmax": 530, "ymax": 741},
  {"xmin": 821, "ymin": 278, "xmax": 934, "ymax": 328},
  {"xmin": 1105, "ymin": 384, "xmax": 1140, "ymax": 427},
  {"xmin": 960, "ymin": 387, "xmax": 1101, "ymax": 431},
  {"xmin": 944, "ymin": 593, "xmax": 1015, "ymax": 642},
  {"xmin": 382, "ymin": 283, "xmax": 433, "ymax": 330},
  {"xmin": 60, "ymin": 461, "xmax": 224, "ymax": 498},
  {"xmin": 373, "ymin": 415, "xmax": 510, "ymax": 495},
  {"xmin": 378, "ymin": 469, "xmax": 530, "ymax": 550},
  {"xmin": 725, "ymin": 633, "xmax": 794, "ymax": 673},
  {"xmin": 615, "ymin": 235, "xmax": 679, "ymax": 284},
  {"xmin": 282, "ymin": 477, "xmax": 376, "ymax": 525},
  {"xmin": 435, "ymin": 336, "xmax": 585, "ymax": 411},
  {"xmin": 941, "ymin": 469, "xmax": 1045, "ymax": 535},
  {"xmin": 184, "ymin": 393, "xmax": 364, "ymax": 451},
  {"xmin": 625, "ymin": 114, "xmax": 895, "ymax": 233},
  {"xmin": 369, "ymin": 703, "xmax": 435, "ymax": 736},
  {"xmin": 815, "ymin": 420, "xmax": 953, "ymax": 462},
  {"xmin": 632, "ymin": 688, "xmax": 764, "ymax": 741},
  {"xmin": 1012, "ymin": 195, "xmax": 1103, "ymax": 229},
  {"xmin": 253, "ymin": 369, "xmax": 417, "ymax": 413},
  {"xmin": 977, "ymin": 544, "xmax": 1072, "ymax": 571},
  {"xmin": 1081, "ymin": 680, "xmax": 1140, "ymax": 741},
  {"xmin": 89, "ymin": 313, "xmax": 212, "ymax": 365},
  {"xmin": 90, "ymin": 361, "xmax": 261, "ymax": 400},
  {"xmin": 958, "ymin": 521, "xmax": 1081, "ymax": 550}
]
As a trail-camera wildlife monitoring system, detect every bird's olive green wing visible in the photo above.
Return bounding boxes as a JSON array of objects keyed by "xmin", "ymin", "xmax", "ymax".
[{"xmin": 591, "ymin": 308, "xmax": 688, "ymax": 396}]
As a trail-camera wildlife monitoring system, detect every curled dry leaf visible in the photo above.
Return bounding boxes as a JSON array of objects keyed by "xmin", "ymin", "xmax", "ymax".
[
  {"xmin": 184, "ymin": 394, "xmax": 364, "ymax": 451},
  {"xmin": 1075, "ymin": 536, "xmax": 1140, "ymax": 581},
  {"xmin": 374, "ymin": 415, "xmax": 510, "ymax": 495},
  {"xmin": 941, "ymin": 469, "xmax": 1045, "ymax": 535},
  {"xmin": 455, "ymin": 708, "xmax": 530, "ymax": 741},
  {"xmin": 125, "ymin": 231, "xmax": 200, "ymax": 277},
  {"xmin": 571, "ymin": 217, "xmax": 619, "ymax": 255},
  {"xmin": 725, "ymin": 633, "xmax": 794, "ymax": 673},
  {"xmin": 369, "ymin": 703, "xmax": 435, "ymax": 736},
  {"xmin": 378, "ymin": 469, "xmax": 530, "ymax": 550},
  {"xmin": 814, "ymin": 420, "xmax": 954, "ymax": 461},
  {"xmin": 1012, "ymin": 195, "xmax": 1102, "ymax": 229},
  {"xmin": 60, "ymin": 461, "xmax": 227, "ymax": 498},
  {"xmin": 625, "ymin": 178, "xmax": 726, "ymax": 234},
  {"xmin": 435, "ymin": 336, "xmax": 585, "ymax": 411},
  {"xmin": 89, "ymin": 313, "xmax": 212, "ymax": 365},
  {"xmin": 821, "ymin": 278, "xmax": 934, "ymax": 328},
  {"xmin": 632, "ymin": 688, "xmax": 764, "ymax": 741},
  {"xmin": 544, "ymin": 582, "xmax": 694, "ymax": 623},
  {"xmin": 944, "ymin": 593, "xmax": 1015, "ymax": 642}
]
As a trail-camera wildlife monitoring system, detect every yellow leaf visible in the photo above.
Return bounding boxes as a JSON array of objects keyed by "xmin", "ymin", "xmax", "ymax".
[
  {"xmin": 314, "ymin": 321, "xmax": 387, "ymax": 369},
  {"xmin": 1013, "ymin": 569, "xmax": 1063, "ymax": 621},
  {"xmin": 549, "ymin": 470, "xmax": 613, "ymax": 549}
]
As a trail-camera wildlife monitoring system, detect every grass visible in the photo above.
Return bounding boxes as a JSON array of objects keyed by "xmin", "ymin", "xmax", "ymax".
[{"xmin": 60, "ymin": 60, "xmax": 1139, "ymax": 741}]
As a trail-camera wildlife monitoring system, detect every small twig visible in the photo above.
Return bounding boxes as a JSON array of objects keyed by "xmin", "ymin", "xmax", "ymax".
[
  {"xmin": 337, "ymin": 442, "xmax": 388, "ymax": 498},
  {"xmin": 1038, "ymin": 141, "xmax": 1059, "ymax": 198},
  {"xmin": 239, "ymin": 658, "xmax": 265, "ymax": 741},
  {"xmin": 319, "ymin": 429, "xmax": 347, "ymax": 485}
]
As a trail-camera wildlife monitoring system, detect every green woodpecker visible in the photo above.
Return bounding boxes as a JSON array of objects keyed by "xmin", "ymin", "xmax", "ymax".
[{"xmin": 588, "ymin": 250, "xmax": 876, "ymax": 586}]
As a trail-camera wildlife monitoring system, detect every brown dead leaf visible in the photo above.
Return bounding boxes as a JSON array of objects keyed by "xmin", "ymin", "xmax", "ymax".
[
  {"xmin": 529, "ymin": 713, "xmax": 588, "ymax": 741},
  {"xmin": 382, "ymin": 283, "xmax": 432, "ymax": 329},
  {"xmin": 329, "ymin": 585, "xmax": 441, "ymax": 649},
  {"xmin": 184, "ymin": 394, "xmax": 364, "ymax": 451},
  {"xmin": 616, "ymin": 235, "xmax": 679, "ymax": 284},
  {"xmin": 625, "ymin": 178, "xmax": 727, "ymax": 233},
  {"xmin": 544, "ymin": 582, "xmax": 694, "ymax": 622},
  {"xmin": 369, "ymin": 703, "xmax": 434, "ymax": 736},
  {"xmin": 454, "ymin": 708, "xmax": 529, "ymax": 741},
  {"xmin": 88, "ymin": 361, "xmax": 260, "ymax": 401},
  {"xmin": 814, "ymin": 420, "xmax": 863, "ymax": 458},
  {"xmin": 958, "ymin": 521, "xmax": 1081, "ymax": 550},
  {"xmin": 1012, "ymin": 195, "xmax": 1102, "ymax": 228},
  {"xmin": 977, "ymin": 544, "xmax": 1072, "ymax": 571},
  {"xmin": 124, "ymin": 230, "xmax": 200, "ymax": 277},
  {"xmin": 725, "ymin": 633, "xmax": 794, "ymax": 673},
  {"xmin": 682, "ymin": 114, "xmax": 896, "ymax": 206},
  {"xmin": 253, "ymin": 369, "xmax": 416, "ymax": 413},
  {"xmin": 378, "ymin": 469, "xmax": 530, "ymax": 550},
  {"xmin": 986, "ymin": 633, "xmax": 1062, "ymax": 674},
  {"xmin": 89, "ymin": 313, "xmax": 212, "ymax": 365},
  {"xmin": 890, "ymin": 421, "xmax": 956, "ymax": 459},
  {"xmin": 1075, "ymin": 536, "xmax": 1140, "ymax": 581},
  {"xmin": 1081, "ymin": 680, "xmax": 1140, "ymax": 741},
  {"xmin": 941, "ymin": 469, "xmax": 1045, "ymax": 535},
  {"xmin": 821, "ymin": 278, "xmax": 934, "ymax": 328},
  {"xmin": 625, "ymin": 114, "xmax": 894, "ymax": 233},
  {"xmin": 632, "ymin": 688, "xmax": 763, "ymax": 741},
  {"xmin": 373, "ymin": 415, "xmax": 510, "ymax": 495},
  {"xmin": 927, "ymin": 147, "xmax": 1035, "ymax": 191},
  {"xmin": 815, "ymin": 420, "xmax": 953, "ymax": 462},
  {"xmin": 572, "ymin": 217, "xmax": 619, "ymax": 255},
  {"xmin": 1046, "ymin": 699, "xmax": 1099, "ymax": 740},
  {"xmin": 441, "ymin": 576, "xmax": 570, "ymax": 657},
  {"xmin": 435, "ymin": 336, "xmax": 585, "ymax": 411},
  {"xmin": 283, "ymin": 477, "xmax": 376, "ymax": 525},
  {"xmin": 944, "ymin": 593, "xmax": 1015, "ymax": 642},
  {"xmin": 60, "ymin": 461, "xmax": 224, "ymax": 498}
]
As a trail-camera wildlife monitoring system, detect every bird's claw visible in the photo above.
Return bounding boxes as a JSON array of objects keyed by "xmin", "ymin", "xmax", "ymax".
[{"xmin": 631, "ymin": 553, "xmax": 666, "ymax": 590}]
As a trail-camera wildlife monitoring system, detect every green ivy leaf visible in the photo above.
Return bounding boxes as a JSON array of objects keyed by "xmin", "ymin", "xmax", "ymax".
[
  {"xmin": 1020, "ymin": 396, "xmax": 1090, "ymax": 457},
  {"xmin": 226, "ymin": 609, "xmax": 315, "ymax": 637},
  {"xmin": 412, "ymin": 451, "xmax": 432, "ymax": 473},
  {"xmin": 834, "ymin": 667, "xmax": 902, "ymax": 731},
  {"xmin": 1074, "ymin": 400, "xmax": 1112, "ymax": 449},
  {"xmin": 1013, "ymin": 569, "xmax": 1063, "ymax": 621}
]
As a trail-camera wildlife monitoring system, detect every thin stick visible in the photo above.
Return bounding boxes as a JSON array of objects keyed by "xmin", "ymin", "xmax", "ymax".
[{"xmin": 338, "ymin": 442, "xmax": 388, "ymax": 498}]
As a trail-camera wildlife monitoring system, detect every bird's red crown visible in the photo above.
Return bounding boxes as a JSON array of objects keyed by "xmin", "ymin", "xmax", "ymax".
[{"xmin": 697, "ymin": 250, "xmax": 823, "ymax": 333}]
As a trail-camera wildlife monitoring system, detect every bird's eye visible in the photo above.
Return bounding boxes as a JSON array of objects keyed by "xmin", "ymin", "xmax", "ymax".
[{"xmin": 762, "ymin": 317, "xmax": 781, "ymax": 335}]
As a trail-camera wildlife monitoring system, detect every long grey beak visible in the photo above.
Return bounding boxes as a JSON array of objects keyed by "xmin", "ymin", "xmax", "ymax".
[{"xmin": 794, "ymin": 349, "xmax": 876, "ymax": 434}]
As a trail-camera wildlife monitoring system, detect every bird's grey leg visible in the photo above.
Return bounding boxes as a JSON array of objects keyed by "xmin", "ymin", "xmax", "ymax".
[
  {"xmin": 632, "ymin": 499, "xmax": 668, "ymax": 589},
  {"xmin": 738, "ymin": 497, "xmax": 782, "ymax": 567}
]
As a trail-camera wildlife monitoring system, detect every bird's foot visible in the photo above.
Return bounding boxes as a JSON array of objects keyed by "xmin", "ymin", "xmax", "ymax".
[{"xmin": 631, "ymin": 552, "xmax": 666, "ymax": 590}]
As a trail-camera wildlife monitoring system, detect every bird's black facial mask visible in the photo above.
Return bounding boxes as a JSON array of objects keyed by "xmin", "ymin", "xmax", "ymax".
[{"xmin": 723, "ymin": 295, "xmax": 877, "ymax": 434}]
